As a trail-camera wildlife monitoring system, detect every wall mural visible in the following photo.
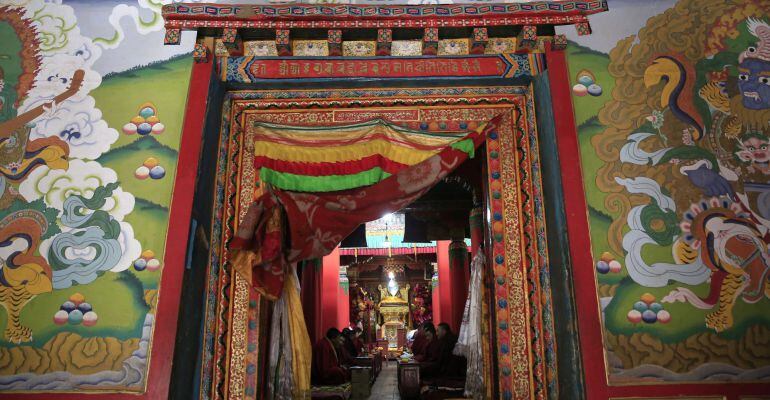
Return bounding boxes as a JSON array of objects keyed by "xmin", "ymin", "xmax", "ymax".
[
  {"xmin": 569, "ymin": 0, "xmax": 770, "ymax": 383},
  {"xmin": 0, "ymin": 0, "xmax": 193, "ymax": 392}
]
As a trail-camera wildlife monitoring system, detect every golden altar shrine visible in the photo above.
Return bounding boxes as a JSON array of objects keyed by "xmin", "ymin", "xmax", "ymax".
[{"xmin": 377, "ymin": 284, "xmax": 410, "ymax": 354}]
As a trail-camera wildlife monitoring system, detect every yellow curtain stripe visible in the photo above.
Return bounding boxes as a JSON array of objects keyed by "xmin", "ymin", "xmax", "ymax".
[
  {"xmin": 250, "ymin": 121, "xmax": 464, "ymax": 148},
  {"xmin": 254, "ymin": 138, "xmax": 447, "ymax": 164}
]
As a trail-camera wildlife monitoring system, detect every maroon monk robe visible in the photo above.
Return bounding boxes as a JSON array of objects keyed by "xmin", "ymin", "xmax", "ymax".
[
  {"xmin": 417, "ymin": 339, "xmax": 443, "ymax": 378},
  {"xmin": 411, "ymin": 330, "xmax": 427, "ymax": 356},
  {"xmin": 337, "ymin": 342, "xmax": 354, "ymax": 366},
  {"xmin": 311, "ymin": 338, "xmax": 350, "ymax": 385},
  {"xmin": 414, "ymin": 338, "xmax": 440, "ymax": 362},
  {"xmin": 437, "ymin": 332, "xmax": 466, "ymax": 377},
  {"xmin": 352, "ymin": 337, "xmax": 365, "ymax": 354}
]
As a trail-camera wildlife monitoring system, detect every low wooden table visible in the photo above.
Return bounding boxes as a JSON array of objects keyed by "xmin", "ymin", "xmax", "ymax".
[{"xmin": 397, "ymin": 360, "xmax": 421, "ymax": 399}]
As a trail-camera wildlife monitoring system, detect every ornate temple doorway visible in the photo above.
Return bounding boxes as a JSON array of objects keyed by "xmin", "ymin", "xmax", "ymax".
[
  {"xmin": 161, "ymin": 3, "xmax": 608, "ymax": 399},
  {"xmin": 199, "ymin": 85, "xmax": 555, "ymax": 399}
]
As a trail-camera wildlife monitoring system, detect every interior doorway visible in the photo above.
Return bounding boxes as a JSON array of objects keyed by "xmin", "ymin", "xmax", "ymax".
[{"xmin": 174, "ymin": 82, "xmax": 567, "ymax": 400}]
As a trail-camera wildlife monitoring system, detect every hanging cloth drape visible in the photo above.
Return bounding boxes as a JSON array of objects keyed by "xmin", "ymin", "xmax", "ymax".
[
  {"xmin": 454, "ymin": 251, "xmax": 486, "ymax": 399},
  {"xmin": 267, "ymin": 264, "xmax": 312, "ymax": 399},
  {"xmin": 252, "ymin": 119, "xmax": 478, "ymax": 192},
  {"xmin": 231, "ymin": 115, "xmax": 501, "ymax": 300}
]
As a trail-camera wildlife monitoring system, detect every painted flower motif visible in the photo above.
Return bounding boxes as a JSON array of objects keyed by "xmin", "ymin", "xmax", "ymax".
[
  {"xmin": 19, "ymin": 159, "xmax": 135, "ymax": 221},
  {"xmin": 646, "ymin": 110, "xmax": 665, "ymax": 130},
  {"xmin": 492, "ymin": 40, "xmax": 512, "ymax": 54},
  {"xmin": 397, "ymin": 156, "xmax": 442, "ymax": 194}
]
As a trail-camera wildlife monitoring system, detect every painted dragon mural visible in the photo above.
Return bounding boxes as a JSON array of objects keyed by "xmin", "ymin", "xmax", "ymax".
[{"xmin": 573, "ymin": 0, "xmax": 770, "ymax": 382}]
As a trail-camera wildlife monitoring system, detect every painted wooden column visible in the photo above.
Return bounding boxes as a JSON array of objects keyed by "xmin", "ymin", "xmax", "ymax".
[
  {"xmin": 321, "ymin": 247, "xmax": 341, "ymax": 332},
  {"xmin": 436, "ymin": 240, "xmax": 452, "ymax": 325},
  {"xmin": 148, "ymin": 52, "xmax": 213, "ymax": 399},
  {"xmin": 449, "ymin": 239, "xmax": 469, "ymax": 331},
  {"xmin": 338, "ymin": 265, "xmax": 350, "ymax": 330},
  {"xmin": 430, "ymin": 262, "xmax": 441, "ymax": 325}
]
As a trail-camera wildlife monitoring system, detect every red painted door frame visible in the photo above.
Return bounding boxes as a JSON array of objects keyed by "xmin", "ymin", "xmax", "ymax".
[{"xmin": 547, "ymin": 46, "xmax": 770, "ymax": 400}]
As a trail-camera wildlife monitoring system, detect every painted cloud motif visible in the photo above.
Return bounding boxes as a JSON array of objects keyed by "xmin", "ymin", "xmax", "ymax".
[
  {"xmin": 19, "ymin": 53, "xmax": 101, "ymax": 105},
  {"xmin": 26, "ymin": 96, "xmax": 118, "ymax": 160},
  {"xmin": 19, "ymin": 159, "xmax": 135, "ymax": 222}
]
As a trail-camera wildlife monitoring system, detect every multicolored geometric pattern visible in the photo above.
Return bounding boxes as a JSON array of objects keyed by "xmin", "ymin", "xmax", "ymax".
[
  {"xmin": 276, "ymin": 29, "xmax": 292, "ymax": 56},
  {"xmin": 377, "ymin": 28, "xmax": 392, "ymax": 56},
  {"xmin": 423, "ymin": 28, "xmax": 439, "ymax": 56},
  {"xmin": 575, "ymin": 21, "xmax": 592, "ymax": 35},
  {"xmin": 222, "ymin": 28, "xmax": 238, "ymax": 45},
  {"xmin": 471, "ymin": 27, "xmax": 489, "ymax": 55},
  {"xmin": 551, "ymin": 33, "xmax": 567, "ymax": 50},
  {"xmin": 163, "ymin": 2, "xmax": 608, "ymax": 30},
  {"xmin": 328, "ymin": 30, "xmax": 343, "ymax": 56},
  {"xmin": 520, "ymin": 25, "xmax": 538, "ymax": 49},
  {"xmin": 164, "ymin": 28, "xmax": 180, "ymax": 45},
  {"xmin": 193, "ymin": 41, "xmax": 209, "ymax": 63}
]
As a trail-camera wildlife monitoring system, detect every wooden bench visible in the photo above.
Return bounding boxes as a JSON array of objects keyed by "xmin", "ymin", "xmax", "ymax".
[
  {"xmin": 397, "ymin": 360, "xmax": 421, "ymax": 399},
  {"xmin": 310, "ymin": 382, "xmax": 351, "ymax": 400},
  {"xmin": 420, "ymin": 377, "xmax": 466, "ymax": 400},
  {"xmin": 349, "ymin": 366, "xmax": 372, "ymax": 400}
]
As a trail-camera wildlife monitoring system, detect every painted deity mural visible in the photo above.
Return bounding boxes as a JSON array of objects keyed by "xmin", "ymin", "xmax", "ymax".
[
  {"xmin": 568, "ymin": 0, "xmax": 770, "ymax": 383},
  {"xmin": 0, "ymin": 0, "xmax": 193, "ymax": 392}
]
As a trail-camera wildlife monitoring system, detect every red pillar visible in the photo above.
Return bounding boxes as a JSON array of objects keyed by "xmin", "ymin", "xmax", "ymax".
[
  {"xmin": 437, "ymin": 240, "xmax": 452, "ymax": 325},
  {"xmin": 321, "ymin": 247, "xmax": 341, "ymax": 332},
  {"xmin": 338, "ymin": 265, "xmax": 350, "ymax": 330},
  {"xmin": 145, "ymin": 57, "xmax": 212, "ymax": 400},
  {"xmin": 430, "ymin": 262, "xmax": 441, "ymax": 325},
  {"xmin": 301, "ymin": 259, "xmax": 323, "ymax": 344},
  {"xmin": 449, "ymin": 239, "xmax": 469, "ymax": 331}
]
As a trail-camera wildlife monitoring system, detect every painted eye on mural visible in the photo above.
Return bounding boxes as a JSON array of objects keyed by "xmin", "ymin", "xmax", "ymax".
[
  {"xmin": 739, "ymin": 74, "xmax": 749, "ymax": 80},
  {"xmin": 762, "ymin": 145, "xmax": 768, "ymax": 151},
  {"xmin": 749, "ymin": 146, "xmax": 756, "ymax": 151},
  {"xmin": 748, "ymin": 46, "xmax": 757, "ymax": 53},
  {"xmin": 760, "ymin": 77, "xmax": 770, "ymax": 86},
  {"xmin": 47, "ymin": 75, "xmax": 56, "ymax": 81}
]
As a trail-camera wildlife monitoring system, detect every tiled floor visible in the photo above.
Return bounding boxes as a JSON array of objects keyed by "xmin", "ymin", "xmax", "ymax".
[{"xmin": 368, "ymin": 360, "xmax": 400, "ymax": 399}]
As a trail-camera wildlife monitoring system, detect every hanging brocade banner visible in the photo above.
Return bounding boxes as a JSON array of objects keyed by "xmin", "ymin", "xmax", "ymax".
[
  {"xmin": 252, "ymin": 118, "xmax": 476, "ymax": 192},
  {"xmin": 231, "ymin": 116, "xmax": 502, "ymax": 299}
]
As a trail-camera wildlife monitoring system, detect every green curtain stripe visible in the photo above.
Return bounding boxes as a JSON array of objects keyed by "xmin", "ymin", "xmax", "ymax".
[
  {"xmin": 260, "ymin": 167, "xmax": 392, "ymax": 192},
  {"xmin": 450, "ymin": 138, "xmax": 475, "ymax": 158}
]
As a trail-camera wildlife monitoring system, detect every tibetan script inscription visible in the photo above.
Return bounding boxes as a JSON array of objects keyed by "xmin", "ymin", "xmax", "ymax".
[{"xmin": 227, "ymin": 56, "xmax": 513, "ymax": 81}]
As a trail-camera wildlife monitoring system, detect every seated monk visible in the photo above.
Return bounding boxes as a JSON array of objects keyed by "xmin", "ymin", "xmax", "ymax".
[
  {"xmin": 410, "ymin": 321, "xmax": 434, "ymax": 357},
  {"xmin": 436, "ymin": 323, "xmax": 466, "ymax": 377},
  {"xmin": 312, "ymin": 328, "xmax": 351, "ymax": 385},
  {"xmin": 415, "ymin": 325, "xmax": 443, "ymax": 378},
  {"xmin": 342, "ymin": 328, "xmax": 359, "ymax": 358},
  {"xmin": 352, "ymin": 327, "xmax": 365, "ymax": 354}
]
